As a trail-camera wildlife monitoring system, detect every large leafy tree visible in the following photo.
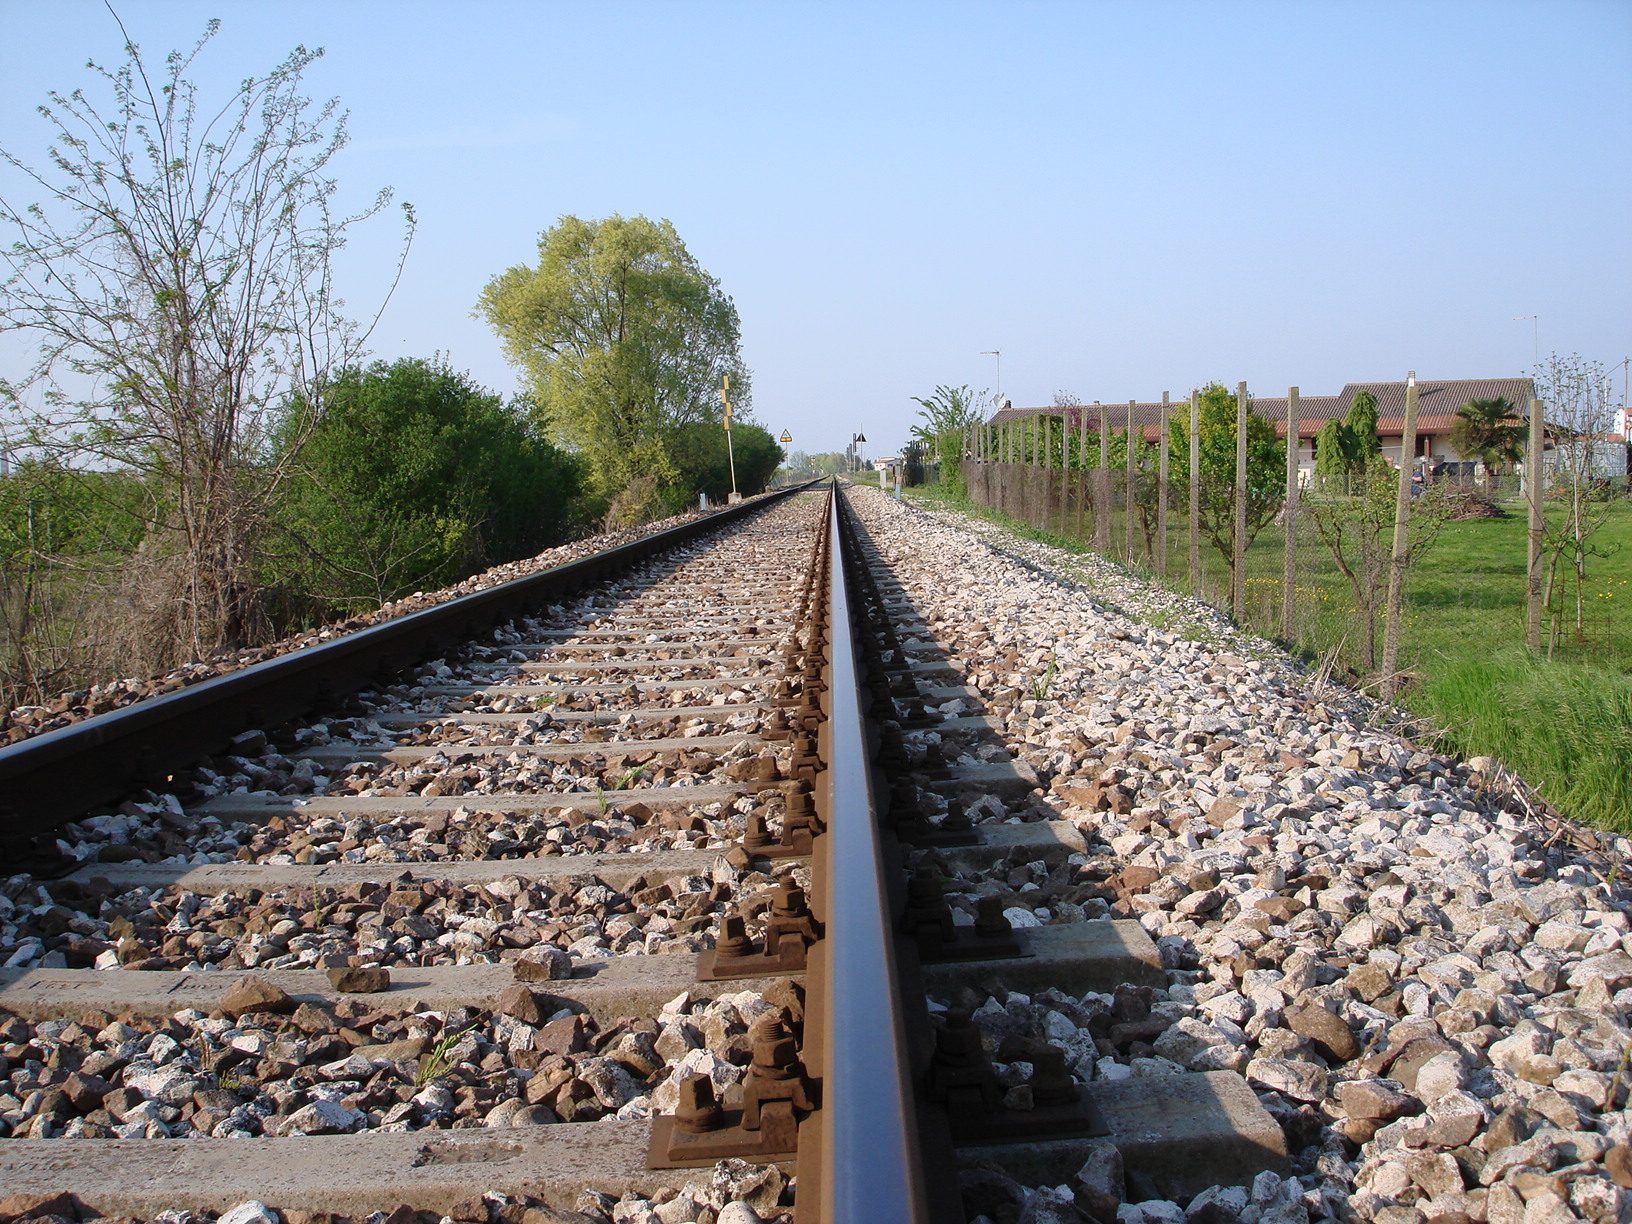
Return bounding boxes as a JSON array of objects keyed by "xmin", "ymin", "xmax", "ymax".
[
  {"xmin": 476, "ymin": 215, "xmax": 748, "ymax": 505},
  {"xmin": 0, "ymin": 19, "xmax": 412, "ymax": 667},
  {"xmin": 272, "ymin": 358, "xmax": 582, "ymax": 613},
  {"xmin": 1167, "ymin": 382, "xmax": 1285, "ymax": 571}
]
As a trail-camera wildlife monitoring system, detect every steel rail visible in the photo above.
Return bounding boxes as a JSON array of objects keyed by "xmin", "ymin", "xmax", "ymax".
[
  {"xmin": 0, "ymin": 484, "xmax": 814, "ymax": 838},
  {"xmin": 816, "ymin": 486, "xmax": 930, "ymax": 1223}
]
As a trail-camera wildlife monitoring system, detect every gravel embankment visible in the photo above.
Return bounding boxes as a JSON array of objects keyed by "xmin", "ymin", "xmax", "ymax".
[{"xmin": 855, "ymin": 486, "xmax": 1630, "ymax": 1224}]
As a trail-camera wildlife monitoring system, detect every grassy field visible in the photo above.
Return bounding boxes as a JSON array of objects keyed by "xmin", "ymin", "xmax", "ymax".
[
  {"xmin": 910, "ymin": 480, "xmax": 1632, "ymax": 831},
  {"xmin": 1248, "ymin": 497, "xmax": 1632, "ymax": 675}
]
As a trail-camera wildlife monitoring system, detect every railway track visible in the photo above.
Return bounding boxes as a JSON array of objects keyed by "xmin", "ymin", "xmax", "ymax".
[{"xmin": 13, "ymin": 478, "xmax": 1604, "ymax": 1224}]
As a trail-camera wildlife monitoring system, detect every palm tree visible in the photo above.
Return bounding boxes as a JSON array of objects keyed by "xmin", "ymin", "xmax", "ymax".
[{"xmin": 1448, "ymin": 397, "xmax": 1526, "ymax": 490}]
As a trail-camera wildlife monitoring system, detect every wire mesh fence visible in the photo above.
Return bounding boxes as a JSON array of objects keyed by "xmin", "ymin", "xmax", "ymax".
[{"xmin": 957, "ymin": 402, "xmax": 1632, "ymax": 688}]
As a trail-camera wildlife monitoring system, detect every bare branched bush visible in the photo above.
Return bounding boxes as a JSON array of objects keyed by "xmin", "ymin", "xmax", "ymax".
[
  {"xmin": 602, "ymin": 475, "xmax": 663, "ymax": 531},
  {"xmin": 0, "ymin": 17, "xmax": 412, "ymax": 676}
]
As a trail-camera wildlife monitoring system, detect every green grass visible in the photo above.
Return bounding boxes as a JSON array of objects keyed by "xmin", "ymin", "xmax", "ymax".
[
  {"xmin": 908, "ymin": 478, "xmax": 1632, "ymax": 832},
  {"xmin": 1411, "ymin": 649, "xmax": 1632, "ymax": 832},
  {"xmin": 1250, "ymin": 498, "xmax": 1632, "ymax": 676}
]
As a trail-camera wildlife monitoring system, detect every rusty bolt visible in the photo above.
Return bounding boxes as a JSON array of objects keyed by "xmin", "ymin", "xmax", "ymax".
[
  {"xmin": 675, "ymin": 1072, "xmax": 724, "ymax": 1134},
  {"xmin": 715, "ymin": 912, "xmax": 755, "ymax": 961},
  {"xmin": 975, "ymin": 895, "xmax": 1013, "ymax": 939},
  {"xmin": 748, "ymin": 1014, "xmax": 801, "ymax": 1082},
  {"xmin": 743, "ymin": 812, "xmax": 775, "ymax": 851}
]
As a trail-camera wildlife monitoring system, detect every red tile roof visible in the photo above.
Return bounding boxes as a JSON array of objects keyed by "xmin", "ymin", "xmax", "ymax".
[{"xmin": 987, "ymin": 378, "xmax": 1541, "ymax": 443}]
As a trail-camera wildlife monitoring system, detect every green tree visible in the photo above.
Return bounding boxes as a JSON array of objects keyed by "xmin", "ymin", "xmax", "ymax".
[
  {"xmin": 1314, "ymin": 417, "xmax": 1351, "ymax": 479},
  {"xmin": 271, "ymin": 358, "xmax": 582, "ymax": 612},
  {"xmin": 671, "ymin": 422, "xmax": 784, "ymax": 506},
  {"xmin": 475, "ymin": 214, "xmax": 748, "ymax": 508},
  {"xmin": 1344, "ymin": 389, "xmax": 1383, "ymax": 474},
  {"xmin": 0, "ymin": 19, "xmax": 412, "ymax": 669},
  {"xmin": 1448, "ymin": 397, "xmax": 1524, "ymax": 491},
  {"xmin": 1167, "ymin": 383, "xmax": 1286, "ymax": 577},
  {"xmin": 909, "ymin": 385, "xmax": 987, "ymax": 490}
]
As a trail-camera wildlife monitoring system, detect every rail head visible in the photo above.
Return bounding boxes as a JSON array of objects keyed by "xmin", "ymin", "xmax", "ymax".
[{"xmin": 816, "ymin": 487, "xmax": 931, "ymax": 1223}]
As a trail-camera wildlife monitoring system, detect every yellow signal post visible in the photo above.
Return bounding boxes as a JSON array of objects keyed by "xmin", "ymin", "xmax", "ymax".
[{"xmin": 721, "ymin": 373, "xmax": 739, "ymax": 502}]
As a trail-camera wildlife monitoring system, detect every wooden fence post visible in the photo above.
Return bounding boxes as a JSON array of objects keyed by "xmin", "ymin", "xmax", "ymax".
[
  {"xmin": 1157, "ymin": 392, "xmax": 1170, "ymax": 578},
  {"xmin": 1526, "ymin": 396, "xmax": 1546, "ymax": 653},
  {"xmin": 1381, "ymin": 372, "xmax": 1420, "ymax": 696},
  {"xmin": 1283, "ymin": 386, "xmax": 1299, "ymax": 638},
  {"xmin": 1077, "ymin": 410, "xmax": 1089, "ymax": 541},
  {"xmin": 1096, "ymin": 403, "xmax": 1111, "ymax": 551},
  {"xmin": 1188, "ymin": 390, "xmax": 1201, "ymax": 587},
  {"xmin": 1233, "ymin": 381, "xmax": 1248, "ymax": 622},
  {"xmin": 1126, "ymin": 400, "xmax": 1137, "ymax": 560}
]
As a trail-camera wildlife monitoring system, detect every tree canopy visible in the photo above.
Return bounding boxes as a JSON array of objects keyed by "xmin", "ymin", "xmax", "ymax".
[
  {"xmin": 1314, "ymin": 390, "xmax": 1382, "ymax": 481},
  {"xmin": 910, "ymin": 385, "xmax": 987, "ymax": 488},
  {"xmin": 272, "ymin": 358, "xmax": 582, "ymax": 613},
  {"xmin": 1167, "ymin": 383, "xmax": 1285, "ymax": 565},
  {"xmin": 1448, "ymin": 397, "xmax": 1525, "ymax": 481},
  {"xmin": 1344, "ymin": 390, "xmax": 1383, "ymax": 474},
  {"xmin": 476, "ymin": 215, "xmax": 749, "ymax": 507}
]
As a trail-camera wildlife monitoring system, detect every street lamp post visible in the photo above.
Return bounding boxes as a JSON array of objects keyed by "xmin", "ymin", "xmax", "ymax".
[{"xmin": 981, "ymin": 350, "xmax": 1001, "ymax": 404}]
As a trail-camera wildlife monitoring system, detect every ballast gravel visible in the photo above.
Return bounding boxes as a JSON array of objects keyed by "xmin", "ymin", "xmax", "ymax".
[
  {"xmin": 0, "ymin": 975, "xmax": 801, "ymax": 1146},
  {"xmin": 0, "ymin": 495, "xmax": 786, "ymax": 748},
  {"xmin": 849, "ymin": 487, "xmax": 1631, "ymax": 1224}
]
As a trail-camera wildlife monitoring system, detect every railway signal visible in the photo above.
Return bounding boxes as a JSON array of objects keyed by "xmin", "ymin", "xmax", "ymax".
[{"xmin": 721, "ymin": 373, "xmax": 739, "ymax": 502}]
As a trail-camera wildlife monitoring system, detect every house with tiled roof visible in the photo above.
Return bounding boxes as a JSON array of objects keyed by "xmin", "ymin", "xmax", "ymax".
[{"xmin": 985, "ymin": 377, "xmax": 1588, "ymax": 480}]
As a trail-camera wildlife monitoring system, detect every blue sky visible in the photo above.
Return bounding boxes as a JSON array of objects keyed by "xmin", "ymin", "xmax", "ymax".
[{"xmin": 2, "ymin": 0, "xmax": 1628, "ymax": 459}]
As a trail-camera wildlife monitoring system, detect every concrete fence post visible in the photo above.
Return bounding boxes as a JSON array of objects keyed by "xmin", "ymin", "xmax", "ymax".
[
  {"xmin": 1526, "ymin": 397, "xmax": 1546, "ymax": 653},
  {"xmin": 1125, "ymin": 399, "xmax": 1137, "ymax": 561},
  {"xmin": 1157, "ymin": 392, "xmax": 1170, "ymax": 579},
  {"xmin": 1283, "ymin": 386, "xmax": 1299, "ymax": 639},
  {"xmin": 1382, "ymin": 372, "xmax": 1420, "ymax": 696},
  {"xmin": 1095, "ymin": 403, "xmax": 1111, "ymax": 551},
  {"xmin": 1233, "ymin": 380, "xmax": 1248, "ymax": 622},
  {"xmin": 1188, "ymin": 390, "xmax": 1201, "ymax": 588}
]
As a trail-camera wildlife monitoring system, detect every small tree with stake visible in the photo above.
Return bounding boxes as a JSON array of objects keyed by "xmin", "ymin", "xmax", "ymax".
[
  {"xmin": 0, "ymin": 17, "xmax": 412, "ymax": 673},
  {"xmin": 1306, "ymin": 467, "xmax": 1454, "ymax": 673},
  {"xmin": 1167, "ymin": 383, "xmax": 1284, "ymax": 599},
  {"xmin": 1530, "ymin": 354, "xmax": 1621, "ymax": 651}
]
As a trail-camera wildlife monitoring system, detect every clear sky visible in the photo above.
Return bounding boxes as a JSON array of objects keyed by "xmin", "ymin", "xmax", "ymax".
[{"xmin": 2, "ymin": 0, "xmax": 1628, "ymax": 460}]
